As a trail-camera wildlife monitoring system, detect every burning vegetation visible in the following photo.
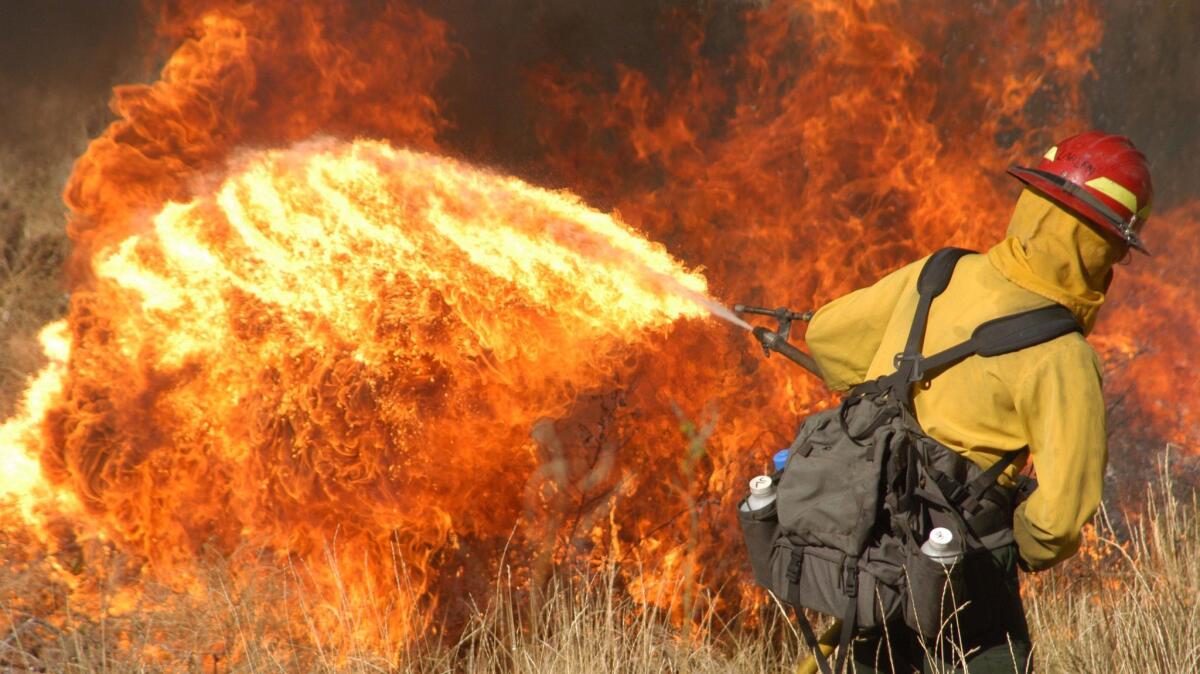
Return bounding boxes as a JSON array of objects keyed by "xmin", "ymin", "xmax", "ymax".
[{"xmin": 0, "ymin": 0, "xmax": 1197, "ymax": 667}]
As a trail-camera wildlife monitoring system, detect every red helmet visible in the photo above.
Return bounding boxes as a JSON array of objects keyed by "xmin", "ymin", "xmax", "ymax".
[{"xmin": 1008, "ymin": 131, "xmax": 1153, "ymax": 254}]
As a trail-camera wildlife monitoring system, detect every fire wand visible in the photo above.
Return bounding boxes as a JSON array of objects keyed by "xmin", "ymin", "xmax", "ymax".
[{"xmin": 733, "ymin": 304, "xmax": 821, "ymax": 377}]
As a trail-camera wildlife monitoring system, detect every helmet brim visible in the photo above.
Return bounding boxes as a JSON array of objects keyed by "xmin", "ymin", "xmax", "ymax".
[{"xmin": 1007, "ymin": 165, "xmax": 1151, "ymax": 255}]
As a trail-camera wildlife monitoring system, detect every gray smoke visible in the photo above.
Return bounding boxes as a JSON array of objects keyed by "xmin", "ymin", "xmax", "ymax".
[
  {"xmin": 0, "ymin": 0, "xmax": 148, "ymax": 410},
  {"xmin": 1087, "ymin": 0, "xmax": 1200, "ymax": 210}
]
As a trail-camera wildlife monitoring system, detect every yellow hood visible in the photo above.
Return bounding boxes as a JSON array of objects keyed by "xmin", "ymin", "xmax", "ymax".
[{"xmin": 986, "ymin": 189, "xmax": 1126, "ymax": 333}]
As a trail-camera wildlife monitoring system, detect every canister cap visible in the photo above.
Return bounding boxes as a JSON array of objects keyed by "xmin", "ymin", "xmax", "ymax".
[
  {"xmin": 749, "ymin": 475, "xmax": 773, "ymax": 495},
  {"xmin": 926, "ymin": 527, "xmax": 954, "ymax": 551},
  {"xmin": 773, "ymin": 449, "xmax": 790, "ymax": 472}
]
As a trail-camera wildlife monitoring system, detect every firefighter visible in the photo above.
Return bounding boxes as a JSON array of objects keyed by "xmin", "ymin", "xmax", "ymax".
[{"xmin": 801, "ymin": 131, "xmax": 1153, "ymax": 672}]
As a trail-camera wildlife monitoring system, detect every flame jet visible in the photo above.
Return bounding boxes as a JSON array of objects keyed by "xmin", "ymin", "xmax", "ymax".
[{"xmin": 5, "ymin": 138, "xmax": 717, "ymax": 641}]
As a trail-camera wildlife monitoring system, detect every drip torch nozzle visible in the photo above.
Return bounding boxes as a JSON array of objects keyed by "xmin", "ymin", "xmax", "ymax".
[
  {"xmin": 734, "ymin": 302, "xmax": 820, "ymax": 376},
  {"xmin": 752, "ymin": 326, "xmax": 780, "ymax": 349},
  {"xmin": 752, "ymin": 326, "xmax": 820, "ymax": 375}
]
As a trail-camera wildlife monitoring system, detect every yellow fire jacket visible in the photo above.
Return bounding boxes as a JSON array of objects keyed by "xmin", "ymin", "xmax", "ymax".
[{"xmin": 804, "ymin": 189, "xmax": 1123, "ymax": 570}]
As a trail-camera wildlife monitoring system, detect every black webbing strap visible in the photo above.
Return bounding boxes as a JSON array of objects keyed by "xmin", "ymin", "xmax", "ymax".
[
  {"xmin": 893, "ymin": 248, "xmax": 973, "ymax": 385},
  {"xmin": 927, "ymin": 447, "xmax": 1027, "ymax": 513},
  {"xmin": 964, "ymin": 498, "xmax": 1014, "ymax": 538},
  {"xmin": 917, "ymin": 305, "xmax": 1081, "ymax": 380},
  {"xmin": 790, "ymin": 546, "xmax": 835, "ymax": 674},
  {"xmin": 890, "ymin": 248, "xmax": 1082, "ymax": 393},
  {"xmin": 835, "ymin": 593, "xmax": 857, "ymax": 674},
  {"xmin": 793, "ymin": 559, "xmax": 859, "ymax": 674},
  {"xmin": 959, "ymin": 447, "xmax": 1027, "ymax": 512},
  {"xmin": 795, "ymin": 611, "xmax": 834, "ymax": 674}
]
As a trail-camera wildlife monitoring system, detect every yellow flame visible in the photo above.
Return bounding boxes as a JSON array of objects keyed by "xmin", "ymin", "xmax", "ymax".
[
  {"xmin": 94, "ymin": 139, "xmax": 711, "ymax": 370},
  {"xmin": 0, "ymin": 138, "xmax": 723, "ymax": 647},
  {"xmin": 0, "ymin": 320, "xmax": 72, "ymax": 521}
]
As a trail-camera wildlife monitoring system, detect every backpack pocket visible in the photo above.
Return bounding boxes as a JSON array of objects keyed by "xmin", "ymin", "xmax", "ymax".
[
  {"xmin": 902, "ymin": 547, "xmax": 966, "ymax": 638},
  {"xmin": 776, "ymin": 405, "xmax": 892, "ymax": 555},
  {"xmin": 858, "ymin": 539, "xmax": 906, "ymax": 631},
  {"xmin": 768, "ymin": 539, "xmax": 904, "ymax": 631},
  {"xmin": 737, "ymin": 499, "xmax": 779, "ymax": 588}
]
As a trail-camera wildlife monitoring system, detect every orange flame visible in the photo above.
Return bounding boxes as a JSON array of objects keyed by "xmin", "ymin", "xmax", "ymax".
[
  {"xmin": 27, "ymin": 136, "xmax": 718, "ymax": 641},
  {"xmin": 1, "ymin": 0, "xmax": 1197, "ymax": 658},
  {"xmin": 0, "ymin": 321, "xmax": 73, "ymax": 522}
]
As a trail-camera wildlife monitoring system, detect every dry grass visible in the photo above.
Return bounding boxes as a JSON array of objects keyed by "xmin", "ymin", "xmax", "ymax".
[
  {"xmin": 0, "ymin": 531, "xmax": 804, "ymax": 673},
  {"xmin": 1, "ymin": 456, "xmax": 1197, "ymax": 673},
  {"xmin": 0, "ymin": 191, "xmax": 1195, "ymax": 673},
  {"xmin": 0, "ymin": 192, "xmax": 69, "ymax": 417},
  {"xmin": 1024, "ymin": 456, "xmax": 1200, "ymax": 673}
]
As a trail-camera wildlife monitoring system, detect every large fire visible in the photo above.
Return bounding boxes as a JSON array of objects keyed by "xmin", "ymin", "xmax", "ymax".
[
  {"xmin": 0, "ymin": 0, "xmax": 1196, "ymax": 661},
  {"xmin": 3, "ymin": 136, "xmax": 721, "ymax": 643}
]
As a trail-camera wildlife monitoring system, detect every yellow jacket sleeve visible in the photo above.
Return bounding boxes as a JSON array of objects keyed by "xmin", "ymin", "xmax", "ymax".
[
  {"xmin": 804, "ymin": 259, "xmax": 923, "ymax": 391},
  {"xmin": 1011, "ymin": 339, "xmax": 1108, "ymax": 570}
]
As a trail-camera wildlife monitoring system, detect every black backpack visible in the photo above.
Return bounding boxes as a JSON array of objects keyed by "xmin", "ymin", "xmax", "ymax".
[{"xmin": 738, "ymin": 248, "xmax": 1079, "ymax": 673}]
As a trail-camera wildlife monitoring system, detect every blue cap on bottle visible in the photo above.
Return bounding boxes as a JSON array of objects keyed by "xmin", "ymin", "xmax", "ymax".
[{"xmin": 773, "ymin": 448, "xmax": 790, "ymax": 472}]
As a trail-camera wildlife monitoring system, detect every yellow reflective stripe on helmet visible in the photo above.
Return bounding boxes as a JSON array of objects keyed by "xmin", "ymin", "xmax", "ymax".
[
  {"xmin": 1043, "ymin": 146, "xmax": 1058, "ymax": 161},
  {"xmin": 1084, "ymin": 176, "xmax": 1138, "ymax": 213}
]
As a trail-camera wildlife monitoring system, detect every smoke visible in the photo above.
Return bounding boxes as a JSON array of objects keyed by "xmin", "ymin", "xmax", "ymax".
[
  {"xmin": 0, "ymin": 1, "xmax": 149, "ymax": 412},
  {"xmin": 425, "ymin": 0, "xmax": 745, "ymax": 187},
  {"xmin": 1088, "ymin": 0, "xmax": 1200, "ymax": 210},
  {"xmin": 2, "ymin": 1, "xmax": 1196, "ymax": 210},
  {"xmin": 0, "ymin": 1, "xmax": 149, "ymax": 235},
  {"xmin": 418, "ymin": 0, "xmax": 1200, "ymax": 209}
]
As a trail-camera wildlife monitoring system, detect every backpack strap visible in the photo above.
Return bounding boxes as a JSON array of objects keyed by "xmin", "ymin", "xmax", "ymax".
[
  {"xmin": 916, "ymin": 304, "xmax": 1081, "ymax": 380},
  {"xmin": 889, "ymin": 248, "xmax": 1082, "ymax": 390},
  {"xmin": 794, "ymin": 610, "xmax": 835, "ymax": 674},
  {"xmin": 926, "ymin": 446, "xmax": 1027, "ymax": 514},
  {"xmin": 894, "ymin": 248, "xmax": 974, "ymax": 381},
  {"xmin": 883, "ymin": 250, "xmax": 1081, "ymax": 531},
  {"xmin": 805, "ymin": 558, "xmax": 860, "ymax": 674}
]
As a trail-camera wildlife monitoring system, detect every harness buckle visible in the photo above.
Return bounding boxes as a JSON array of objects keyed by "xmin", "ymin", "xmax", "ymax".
[
  {"xmin": 786, "ymin": 549, "xmax": 804, "ymax": 585},
  {"xmin": 842, "ymin": 557, "xmax": 859, "ymax": 598},
  {"xmin": 892, "ymin": 352, "xmax": 926, "ymax": 382},
  {"xmin": 928, "ymin": 468, "xmax": 969, "ymax": 506}
]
